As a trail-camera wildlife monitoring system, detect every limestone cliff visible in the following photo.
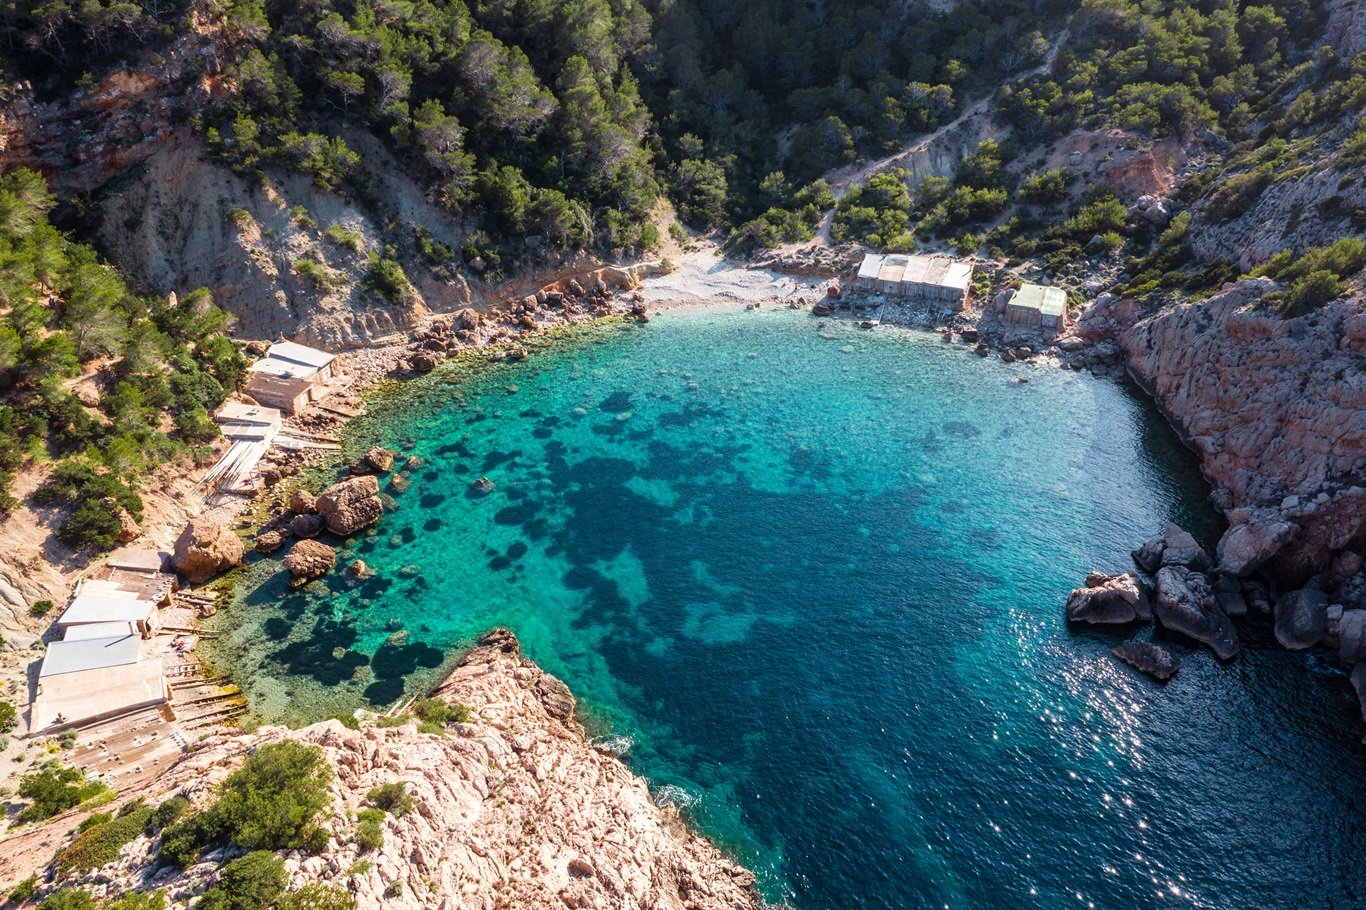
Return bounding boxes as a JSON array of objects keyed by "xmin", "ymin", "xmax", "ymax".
[
  {"xmin": 1082, "ymin": 280, "xmax": 1366, "ymax": 582},
  {"xmin": 7, "ymin": 631, "xmax": 760, "ymax": 910}
]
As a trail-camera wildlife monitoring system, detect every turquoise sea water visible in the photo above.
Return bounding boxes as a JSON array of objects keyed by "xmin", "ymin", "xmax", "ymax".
[{"xmin": 209, "ymin": 306, "xmax": 1366, "ymax": 909}]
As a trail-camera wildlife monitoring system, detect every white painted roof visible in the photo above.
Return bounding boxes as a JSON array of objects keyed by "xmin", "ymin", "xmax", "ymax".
[
  {"xmin": 858, "ymin": 254, "xmax": 886, "ymax": 279},
  {"xmin": 39, "ymin": 635, "xmax": 142, "ymax": 677},
  {"xmin": 267, "ymin": 341, "xmax": 334, "ymax": 369},
  {"xmin": 216, "ymin": 401, "xmax": 283, "ymax": 426},
  {"xmin": 63, "ymin": 621, "xmax": 139, "ymax": 641},
  {"xmin": 248, "ymin": 358, "xmax": 317, "ymax": 381},
  {"xmin": 59, "ymin": 594, "xmax": 157, "ymax": 626},
  {"xmin": 105, "ymin": 548, "xmax": 167, "ymax": 573}
]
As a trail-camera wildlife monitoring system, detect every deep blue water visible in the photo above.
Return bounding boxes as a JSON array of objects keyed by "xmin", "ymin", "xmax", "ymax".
[{"xmin": 210, "ymin": 306, "xmax": 1366, "ymax": 909}]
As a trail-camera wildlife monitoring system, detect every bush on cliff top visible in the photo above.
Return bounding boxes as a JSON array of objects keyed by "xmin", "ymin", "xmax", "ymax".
[
  {"xmin": 14, "ymin": 763, "xmax": 108, "ymax": 825},
  {"xmin": 158, "ymin": 742, "xmax": 333, "ymax": 868},
  {"xmin": 56, "ymin": 804, "xmax": 154, "ymax": 876}
]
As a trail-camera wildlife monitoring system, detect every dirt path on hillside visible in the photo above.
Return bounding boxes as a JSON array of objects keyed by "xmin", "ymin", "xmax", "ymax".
[{"xmin": 809, "ymin": 30, "xmax": 1070, "ymax": 247}]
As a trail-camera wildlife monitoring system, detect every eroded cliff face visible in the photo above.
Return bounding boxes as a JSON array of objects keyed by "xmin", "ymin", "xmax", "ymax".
[
  {"xmin": 1083, "ymin": 280, "xmax": 1366, "ymax": 581},
  {"xmin": 94, "ymin": 132, "xmax": 491, "ymax": 349},
  {"xmin": 12, "ymin": 631, "xmax": 760, "ymax": 910}
]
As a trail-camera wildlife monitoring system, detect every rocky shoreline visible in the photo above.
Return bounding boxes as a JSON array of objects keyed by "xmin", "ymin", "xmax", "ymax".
[{"xmin": 3, "ymin": 630, "xmax": 761, "ymax": 909}]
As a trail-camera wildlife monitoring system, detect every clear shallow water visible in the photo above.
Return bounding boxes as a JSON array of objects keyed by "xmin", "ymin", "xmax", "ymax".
[{"xmin": 209, "ymin": 307, "xmax": 1366, "ymax": 909}]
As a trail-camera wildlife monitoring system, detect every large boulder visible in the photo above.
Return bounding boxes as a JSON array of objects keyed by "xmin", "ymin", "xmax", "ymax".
[
  {"xmin": 1153, "ymin": 567, "xmax": 1241, "ymax": 659},
  {"xmin": 171, "ymin": 517, "xmax": 244, "ymax": 584},
  {"xmin": 254, "ymin": 530, "xmax": 285, "ymax": 555},
  {"xmin": 1159, "ymin": 523, "xmax": 1212, "ymax": 571},
  {"xmin": 1216, "ymin": 509, "xmax": 1298, "ymax": 577},
  {"xmin": 1273, "ymin": 588, "xmax": 1329, "ymax": 650},
  {"xmin": 317, "ymin": 475, "xmax": 384, "ymax": 536},
  {"xmin": 1112, "ymin": 642, "xmax": 1181, "ymax": 681},
  {"xmin": 283, "ymin": 539, "xmax": 335, "ymax": 586},
  {"xmin": 1065, "ymin": 572, "xmax": 1151, "ymax": 624}
]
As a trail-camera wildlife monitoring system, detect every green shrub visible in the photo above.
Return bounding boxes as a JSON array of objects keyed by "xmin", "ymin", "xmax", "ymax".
[
  {"xmin": 37, "ymin": 890, "xmax": 94, "ymax": 910},
  {"xmin": 289, "ymin": 206, "xmax": 317, "ymax": 229},
  {"xmin": 362, "ymin": 253, "xmax": 412, "ymax": 303},
  {"xmin": 158, "ymin": 742, "xmax": 331, "ymax": 867},
  {"xmin": 355, "ymin": 808, "xmax": 385, "ymax": 853},
  {"xmin": 325, "ymin": 225, "xmax": 364, "ymax": 252},
  {"xmin": 224, "ymin": 208, "xmax": 253, "ymax": 227},
  {"xmin": 366, "ymin": 782, "xmax": 414, "ymax": 817},
  {"xmin": 1019, "ymin": 168, "xmax": 1073, "ymax": 204},
  {"xmin": 103, "ymin": 892, "xmax": 166, "ymax": 910},
  {"xmin": 292, "ymin": 257, "xmax": 344, "ymax": 292},
  {"xmin": 29, "ymin": 599, "xmax": 54, "ymax": 616},
  {"xmin": 145, "ymin": 795, "xmax": 191, "ymax": 834},
  {"xmin": 384, "ymin": 880, "xmax": 403, "ymax": 898},
  {"xmin": 277, "ymin": 884, "xmax": 356, "ymax": 910},
  {"xmin": 325, "ymin": 713, "xmax": 359, "ymax": 731},
  {"xmin": 411, "ymin": 698, "xmax": 470, "ymax": 726},
  {"xmin": 196, "ymin": 851, "xmax": 287, "ymax": 910},
  {"xmin": 1205, "ymin": 165, "xmax": 1272, "ymax": 223},
  {"xmin": 7, "ymin": 878, "xmax": 38, "ymax": 905},
  {"xmin": 374, "ymin": 716, "xmax": 411, "ymax": 729},
  {"xmin": 212, "ymin": 742, "xmax": 333, "ymax": 851},
  {"xmin": 0, "ymin": 701, "xmax": 16, "ymax": 733},
  {"xmin": 15, "ymin": 764, "xmax": 107, "ymax": 824},
  {"xmin": 56, "ymin": 805, "xmax": 154, "ymax": 876}
]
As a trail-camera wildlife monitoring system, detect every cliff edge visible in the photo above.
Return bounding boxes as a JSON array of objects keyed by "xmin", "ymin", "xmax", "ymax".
[
  {"xmin": 5, "ymin": 630, "xmax": 759, "ymax": 910},
  {"xmin": 1081, "ymin": 280, "xmax": 1366, "ymax": 582}
]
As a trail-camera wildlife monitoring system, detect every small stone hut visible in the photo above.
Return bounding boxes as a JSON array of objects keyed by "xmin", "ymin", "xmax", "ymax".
[
  {"xmin": 1003, "ymin": 283, "xmax": 1068, "ymax": 329},
  {"xmin": 856, "ymin": 253, "xmax": 973, "ymax": 309},
  {"xmin": 245, "ymin": 341, "xmax": 337, "ymax": 414}
]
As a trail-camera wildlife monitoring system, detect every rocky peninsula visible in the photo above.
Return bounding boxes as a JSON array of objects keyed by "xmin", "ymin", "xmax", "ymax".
[{"xmin": 3, "ymin": 630, "xmax": 760, "ymax": 910}]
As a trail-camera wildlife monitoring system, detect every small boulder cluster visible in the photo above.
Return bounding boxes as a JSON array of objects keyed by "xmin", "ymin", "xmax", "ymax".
[
  {"xmin": 403, "ymin": 276, "xmax": 645, "ymax": 372},
  {"xmin": 1069, "ymin": 523, "xmax": 1366, "ymax": 707},
  {"xmin": 1066, "ymin": 523, "xmax": 1241, "ymax": 680}
]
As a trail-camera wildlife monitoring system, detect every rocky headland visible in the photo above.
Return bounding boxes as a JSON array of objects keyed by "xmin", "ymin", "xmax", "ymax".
[{"xmin": 3, "ymin": 630, "xmax": 760, "ymax": 910}]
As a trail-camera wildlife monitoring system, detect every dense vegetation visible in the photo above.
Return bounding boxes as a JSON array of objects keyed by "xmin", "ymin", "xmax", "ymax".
[
  {"xmin": 159, "ymin": 741, "xmax": 333, "ymax": 867},
  {"xmin": 12, "ymin": 763, "xmax": 108, "ymax": 826},
  {"xmin": 0, "ymin": 0, "xmax": 1078, "ymax": 248},
  {"xmin": 0, "ymin": 169, "xmax": 244, "ymax": 547}
]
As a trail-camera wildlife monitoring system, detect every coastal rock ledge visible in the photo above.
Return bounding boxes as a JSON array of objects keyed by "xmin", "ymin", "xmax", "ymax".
[{"xmin": 14, "ymin": 630, "xmax": 760, "ymax": 910}]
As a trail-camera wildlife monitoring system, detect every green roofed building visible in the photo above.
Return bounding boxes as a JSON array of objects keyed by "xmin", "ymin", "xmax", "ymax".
[{"xmin": 1004, "ymin": 283, "xmax": 1068, "ymax": 329}]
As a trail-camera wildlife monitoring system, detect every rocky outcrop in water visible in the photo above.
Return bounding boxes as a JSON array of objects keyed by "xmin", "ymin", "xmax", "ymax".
[
  {"xmin": 17, "ymin": 631, "xmax": 760, "ymax": 910},
  {"xmin": 1152, "ymin": 566, "xmax": 1240, "ymax": 660},
  {"xmin": 1112, "ymin": 642, "xmax": 1181, "ymax": 681},
  {"xmin": 170, "ymin": 517, "xmax": 244, "ymax": 584},
  {"xmin": 1066, "ymin": 572, "xmax": 1151, "ymax": 624},
  {"xmin": 283, "ymin": 540, "xmax": 335, "ymax": 586},
  {"xmin": 316, "ymin": 475, "xmax": 384, "ymax": 536}
]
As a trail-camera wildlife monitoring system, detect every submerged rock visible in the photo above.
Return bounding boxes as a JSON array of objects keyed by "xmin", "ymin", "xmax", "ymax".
[
  {"xmin": 1274, "ymin": 588, "xmax": 1329, "ymax": 650},
  {"xmin": 1213, "ymin": 574, "xmax": 1248, "ymax": 617},
  {"xmin": 317, "ymin": 475, "xmax": 384, "ymax": 536},
  {"xmin": 1112, "ymin": 642, "xmax": 1181, "ymax": 681},
  {"xmin": 470, "ymin": 476, "xmax": 496, "ymax": 496},
  {"xmin": 289, "ymin": 513, "xmax": 324, "ymax": 539},
  {"xmin": 1066, "ymin": 572, "xmax": 1151, "ymax": 624},
  {"xmin": 351, "ymin": 446, "xmax": 396, "ymax": 475},
  {"xmin": 1153, "ymin": 567, "xmax": 1240, "ymax": 659},
  {"xmin": 171, "ymin": 517, "xmax": 245, "ymax": 584}
]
